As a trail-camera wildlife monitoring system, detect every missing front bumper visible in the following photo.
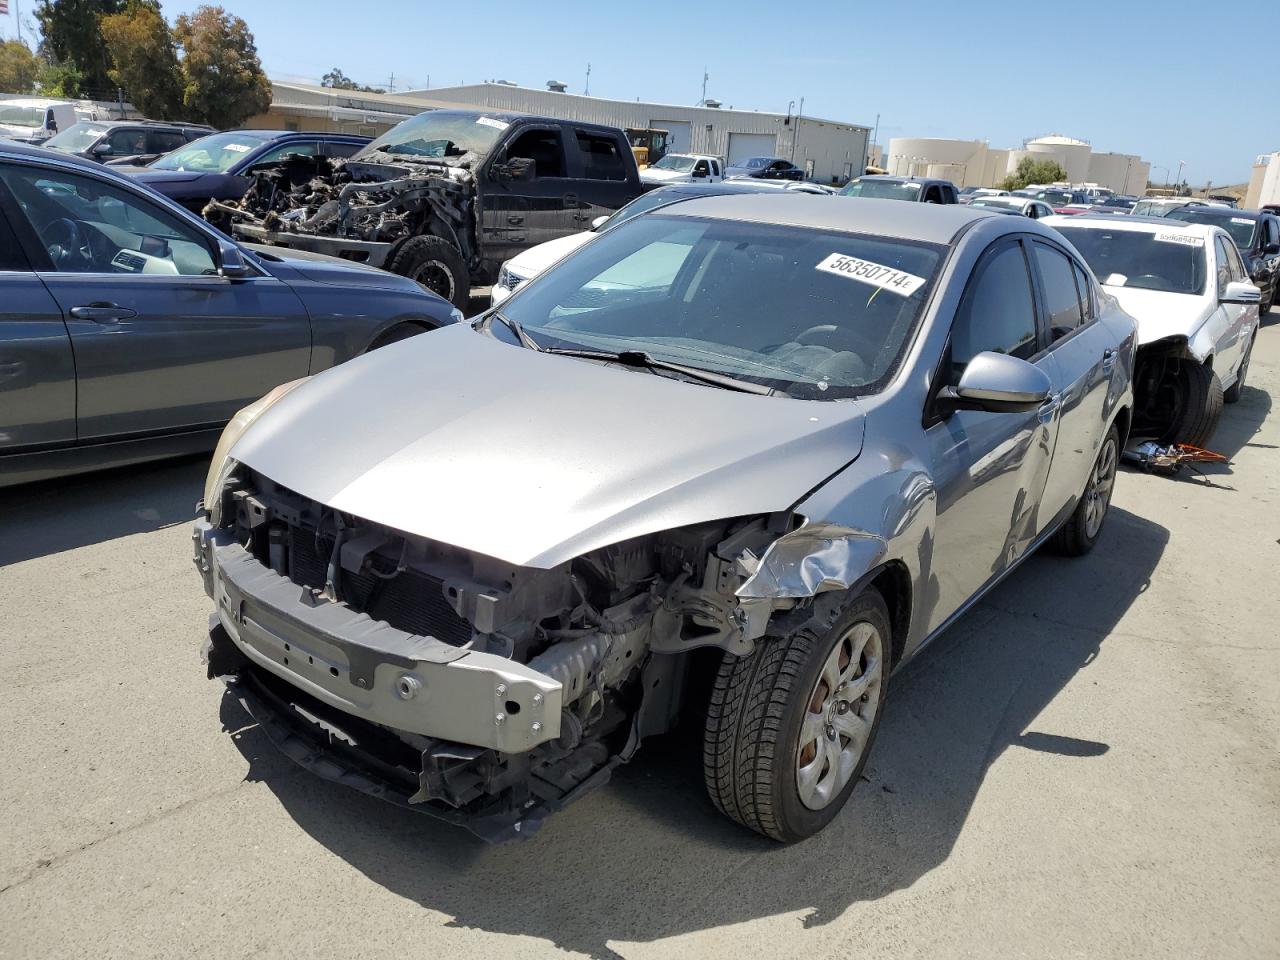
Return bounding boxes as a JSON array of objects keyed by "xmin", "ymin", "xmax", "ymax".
[{"xmin": 193, "ymin": 519, "xmax": 562, "ymax": 754}]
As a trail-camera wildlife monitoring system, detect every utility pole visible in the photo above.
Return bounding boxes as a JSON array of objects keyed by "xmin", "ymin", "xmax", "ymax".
[
  {"xmin": 790, "ymin": 96, "xmax": 804, "ymax": 162},
  {"xmin": 1174, "ymin": 159, "xmax": 1185, "ymax": 192},
  {"xmin": 584, "ymin": 63, "xmax": 590, "ymax": 96},
  {"xmin": 700, "ymin": 69, "xmax": 708, "ymax": 106},
  {"xmin": 388, "ymin": 72, "xmax": 395, "ymax": 93},
  {"xmin": 870, "ymin": 112, "xmax": 880, "ymax": 168},
  {"xmin": 16, "ymin": 0, "xmax": 23, "ymax": 45}
]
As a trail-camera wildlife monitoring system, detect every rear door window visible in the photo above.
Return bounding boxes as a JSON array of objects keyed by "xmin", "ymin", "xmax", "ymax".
[
  {"xmin": 574, "ymin": 132, "xmax": 628, "ymax": 181},
  {"xmin": 1032, "ymin": 242, "xmax": 1085, "ymax": 340}
]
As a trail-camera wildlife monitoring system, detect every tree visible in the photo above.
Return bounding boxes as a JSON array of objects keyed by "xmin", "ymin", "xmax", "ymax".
[
  {"xmin": 322, "ymin": 66, "xmax": 384, "ymax": 94},
  {"xmin": 0, "ymin": 40, "xmax": 41, "ymax": 93},
  {"xmin": 173, "ymin": 5, "xmax": 271, "ymax": 128},
  {"xmin": 100, "ymin": 0, "xmax": 182, "ymax": 118},
  {"xmin": 998, "ymin": 157, "xmax": 1069, "ymax": 192},
  {"xmin": 37, "ymin": 59, "xmax": 84, "ymax": 97},
  {"xmin": 34, "ymin": 0, "xmax": 122, "ymax": 95}
]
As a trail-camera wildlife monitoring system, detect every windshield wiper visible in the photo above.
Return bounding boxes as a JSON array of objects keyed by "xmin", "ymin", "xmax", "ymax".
[
  {"xmin": 490, "ymin": 312, "xmax": 543, "ymax": 351},
  {"xmin": 541, "ymin": 346, "xmax": 778, "ymax": 396}
]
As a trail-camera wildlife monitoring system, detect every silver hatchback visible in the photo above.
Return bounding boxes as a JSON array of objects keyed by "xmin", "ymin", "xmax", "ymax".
[{"xmin": 195, "ymin": 196, "xmax": 1136, "ymax": 842}]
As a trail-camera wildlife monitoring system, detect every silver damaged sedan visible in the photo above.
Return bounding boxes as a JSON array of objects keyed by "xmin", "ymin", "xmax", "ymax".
[{"xmin": 194, "ymin": 195, "xmax": 1136, "ymax": 842}]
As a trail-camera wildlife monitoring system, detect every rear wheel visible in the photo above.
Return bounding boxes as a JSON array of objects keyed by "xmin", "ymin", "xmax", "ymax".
[
  {"xmin": 1168, "ymin": 361, "xmax": 1223, "ymax": 447},
  {"xmin": 1224, "ymin": 336, "xmax": 1254, "ymax": 403},
  {"xmin": 1052, "ymin": 424, "xmax": 1119, "ymax": 556},
  {"xmin": 385, "ymin": 235, "xmax": 469, "ymax": 312},
  {"xmin": 703, "ymin": 588, "xmax": 890, "ymax": 842}
]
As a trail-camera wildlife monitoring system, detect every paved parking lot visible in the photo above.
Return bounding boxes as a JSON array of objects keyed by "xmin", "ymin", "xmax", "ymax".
[{"xmin": 2, "ymin": 320, "xmax": 1278, "ymax": 960}]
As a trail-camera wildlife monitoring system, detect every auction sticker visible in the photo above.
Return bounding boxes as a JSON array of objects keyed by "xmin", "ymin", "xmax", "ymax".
[
  {"xmin": 815, "ymin": 253, "xmax": 926, "ymax": 297},
  {"xmin": 1153, "ymin": 231, "xmax": 1202, "ymax": 247},
  {"xmin": 1231, "ymin": 217, "xmax": 1254, "ymax": 225},
  {"xmin": 224, "ymin": 143, "xmax": 251, "ymax": 153},
  {"xmin": 476, "ymin": 116, "xmax": 509, "ymax": 130}
]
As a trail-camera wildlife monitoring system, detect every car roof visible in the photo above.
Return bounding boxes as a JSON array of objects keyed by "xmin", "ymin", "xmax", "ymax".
[
  {"xmin": 661, "ymin": 194, "xmax": 1009, "ymax": 244},
  {"xmin": 655, "ymin": 180, "xmax": 791, "ymax": 198},
  {"xmin": 1042, "ymin": 213, "xmax": 1219, "ymax": 238},
  {"xmin": 1166, "ymin": 205, "xmax": 1265, "ymax": 222},
  {"xmin": 855, "ymin": 174, "xmax": 951, "ymax": 187}
]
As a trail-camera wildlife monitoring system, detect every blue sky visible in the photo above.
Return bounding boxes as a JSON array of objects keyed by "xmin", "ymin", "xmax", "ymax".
[{"xmin": 5, "ymin": 0, "xmax": 1278, "ymax": 185}]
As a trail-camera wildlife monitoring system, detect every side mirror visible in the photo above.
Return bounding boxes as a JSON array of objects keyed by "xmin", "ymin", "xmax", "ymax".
[
  {"xmin": 1221, "ymin": 280, "xmax": 1261, "ymax": 305},
  {"xmin": 1264, "ymin": 242, "xmax": 1280, "ymax": 255},
  {"xmin": 217, "ymin": 240, "xmax": 251, "ymax": 279},
  {"xmin": 590, "ymin": 215, "xmax": 608, "ymax": 231},
  {"xmin": 91, "ymin": 142, "xmax": 112, "ymax": 156},
  {"xmin": 508, "ymin": 157, "xmax": 535, "ymax": 181},
  {"xmin": 940, "ymin": 351, "xmax": 1052, "ymax": 414}
]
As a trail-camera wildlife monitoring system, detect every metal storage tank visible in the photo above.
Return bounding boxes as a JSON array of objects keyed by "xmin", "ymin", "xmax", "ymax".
[
  {"xmin": 1086, "ymin": 152, "xmax": 1145, "ymax": 195},
  {"xmin": 1024, "ymin": 135, "xmax": 1091, "ymax": 183}
]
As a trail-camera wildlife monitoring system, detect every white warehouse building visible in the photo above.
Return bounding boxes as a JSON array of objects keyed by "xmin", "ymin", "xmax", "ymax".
[
  {"xmin": 397, "ymin": 83, "xmax": 871, "ymax": 184},
  {"xmin": 886, "ymin": 133, "xmax": 1150, "ymax": 194}
]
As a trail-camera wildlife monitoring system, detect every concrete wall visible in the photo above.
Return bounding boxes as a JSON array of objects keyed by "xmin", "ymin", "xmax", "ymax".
[{"xmin": 1087, "ymin": 152, "xmax": 1147, "ymax": 195}]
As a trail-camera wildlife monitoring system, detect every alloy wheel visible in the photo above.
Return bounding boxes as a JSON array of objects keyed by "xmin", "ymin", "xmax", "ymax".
[
  {"xmin": 1083, "ymin": 435, "xmax": 1118, "ymax": 540},
  {"xmin": 795, "ymin": 620, "xmax": 884, "ymax": 811}
]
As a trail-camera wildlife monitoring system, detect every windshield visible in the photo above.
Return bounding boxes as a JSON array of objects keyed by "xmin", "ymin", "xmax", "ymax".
[
  {"xmin": 1057, "ymin": 227, "xmax": 1206, "ymax": 295},
  {"xmin": 498, "ymin": 213, "xmax": 942, "ymax": 399},
  {"xmin": 0, "ymin": 105, "xmax": 42, "ymax": 128},
  {"xmin": 356, "ymin": 112, "xmax": 505, "ymax": 161},
  {"xmin": 1038, "ymin": 190, "xmax": 1073, "ymax": 205},
  {"xmin": 970, "ymin": 198, "xmax": 1021, "ymax": 210},
  {"xmin": 1166, "ymin": 209, "xmax": 1257, "ymax": 249},
  {"xmin": 839, "ymin": 179, "xmax": 922, "ymax": 201},
  {"xmin": 44, "ymin": 122, "xmax": 108, "ymax": 152},
  {"xmin": 741, "ymin": 157, "xmax": 770, "ymax": 168},
  {"xmin": 150, "ymin": 132, "xmax": 267, "ymax": 172},
  {"xmin": 651, "ymin": 154, "xmax": 698, "ymax": 172}
]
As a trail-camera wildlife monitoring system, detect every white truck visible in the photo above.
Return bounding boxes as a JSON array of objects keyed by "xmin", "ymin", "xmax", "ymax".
[
  {"xmin": 0, "ymin": 99, "xmax": 106, "ymax": 145},
  {"xmin": 638, "ymin": 153, "xmax": 725, "ymax": 187}
]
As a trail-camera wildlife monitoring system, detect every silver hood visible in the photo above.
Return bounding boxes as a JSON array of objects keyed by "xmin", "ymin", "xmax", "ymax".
[{"xmin": 229, "ymin": 324, "xmax": 866, "ymax": 568}]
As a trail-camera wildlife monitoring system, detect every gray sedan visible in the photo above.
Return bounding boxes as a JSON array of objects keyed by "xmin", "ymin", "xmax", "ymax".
[
  {"xmin": 194, "ymin": 196, "xmax": 1135, "ymax": 842},
  {"xmin": 0, "ymin": 142, "xmax": 460, "ymax": 487}
]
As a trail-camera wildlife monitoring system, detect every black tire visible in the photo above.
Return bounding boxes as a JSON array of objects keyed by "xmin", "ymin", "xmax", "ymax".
[
  {"xmin": 385, "ymin": 235, "xmax": 469, "ymax": 312},
  {"xmin": 1169, "ymin": 361, "xmax": 1223, "ymax": 447},
  {"xmin": 1052, "ymin": 424, "xmax": 1119, "ymax": 556},
  {"xmin": 1224, "ymin": 336, "xmax": 1254, "ymax": 403},
  {"xmin": 703, "ymin": 587, "xmax": 891, "ymax": 842},
  {"xmin": 367, "ymin": 323, "xmax": 427, "ymax": 352}
]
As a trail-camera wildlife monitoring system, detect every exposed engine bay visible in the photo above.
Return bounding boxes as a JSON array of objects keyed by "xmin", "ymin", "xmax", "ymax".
[
  {"xmin": 208, "ymin": 154, "xmax": 479, "ymax": 268},
  {"xmin": 198, "ymin": 468, "xmax": 797, "ymax": 840}
]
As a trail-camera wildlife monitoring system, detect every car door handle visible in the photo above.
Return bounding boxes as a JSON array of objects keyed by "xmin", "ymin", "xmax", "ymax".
[
  {"xmin": 69, "ymin": 303, "xmax": 137, "ymax": 323},
  {"xmin": 1038, "ymin": 393, "xmax": 1062, "ymax": 422},
  {"xmin": 507, "ymin": 215, "xmax": 524, "ymax": 225}
]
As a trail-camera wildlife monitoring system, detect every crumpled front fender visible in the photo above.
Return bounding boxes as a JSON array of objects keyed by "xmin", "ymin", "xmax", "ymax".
[{"xmin": 735, "ymin": 523, "xmax": 888, "ymax": 600}]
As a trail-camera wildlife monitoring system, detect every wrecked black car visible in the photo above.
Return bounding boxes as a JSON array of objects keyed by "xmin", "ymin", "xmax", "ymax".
[{"xmin": 213, "ymin": 110, "xmax": 643, "ymax": 310}]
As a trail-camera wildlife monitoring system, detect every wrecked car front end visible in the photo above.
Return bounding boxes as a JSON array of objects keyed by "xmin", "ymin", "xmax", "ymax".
[{"xmin": 215, "ymin": 155, "xmax": 476, "ymax": 271}]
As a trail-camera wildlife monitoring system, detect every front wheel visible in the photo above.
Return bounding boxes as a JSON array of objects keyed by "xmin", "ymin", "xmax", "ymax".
[
  {"xmin": 703, "ymin": 588, "xmax": 890, "ymax": 842},
  {"xmin": 385, "ymin": 235, "xmax": 470, "ymax": 312},
  {"xmin": 1168, "ymin": 361, "xmax": 1223, "ymax": 447}
]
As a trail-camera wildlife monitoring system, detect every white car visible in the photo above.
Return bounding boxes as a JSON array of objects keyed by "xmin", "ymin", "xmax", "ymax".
[
  {"xmin": 969, "ymin": 195, "xmax": 1056, "ymax": 219},
  {"xmin": 638, "ymin": 153, "xmax": 724, "ymax": 186},
  {"xmin": 1046, "ymin": 214, "xmax": 1261, "ymax": 446},
  {"xmin": 961, "ymin": 187, "xmax": 1010, "ymax": 203}
]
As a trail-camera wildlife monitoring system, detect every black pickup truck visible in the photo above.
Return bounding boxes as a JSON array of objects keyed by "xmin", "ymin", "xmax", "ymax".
[{"xmin": 217, "ymin": 110, "xmax": 643, "ymax": 310}]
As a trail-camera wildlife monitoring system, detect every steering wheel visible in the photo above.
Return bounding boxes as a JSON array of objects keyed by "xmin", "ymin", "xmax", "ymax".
[{"xmin": 43, "ymin": 218, "xmax": 93, "ymax": 270}]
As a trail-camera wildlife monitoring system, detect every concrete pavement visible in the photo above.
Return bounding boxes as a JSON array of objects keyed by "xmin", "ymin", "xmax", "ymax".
[{"xmin": 1, "ymin": 321, "xmax": 1277, "ymax": 960}]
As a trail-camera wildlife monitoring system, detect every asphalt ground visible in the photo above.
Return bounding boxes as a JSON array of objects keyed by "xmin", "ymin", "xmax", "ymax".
[{"xmin": 1, "ymin": 317, "xmax": 1277, "ymax": 960}]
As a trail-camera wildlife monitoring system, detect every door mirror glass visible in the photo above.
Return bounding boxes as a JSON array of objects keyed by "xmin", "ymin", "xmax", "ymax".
[
  {"xmin": 951, "ymin": 351, "xmax": 1052, "ymax": 412},
  {"xmin": 1221, "ymin": 280, "xmax": 1261, "ymax": 304}
]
